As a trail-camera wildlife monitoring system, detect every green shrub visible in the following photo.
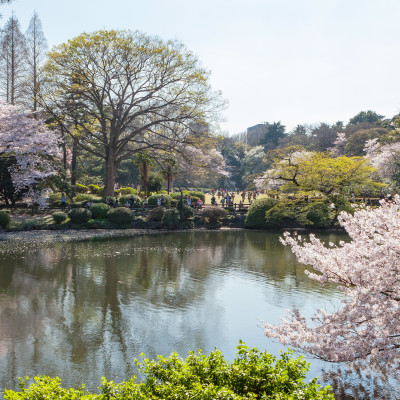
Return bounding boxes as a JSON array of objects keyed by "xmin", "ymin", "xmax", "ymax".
[
  {"xmin": 74, "ymin": 193, "xmax": 102, "ymax": 203},
  {"xmin": 119, "ymin": 194, "xmax": 142, "ymax": 206},
  {"xmin": 299, "ymin": 201, "xmax": 332, "ymax": 228},
  {"xmin": 5, "ymin": 343, "xmax": 333, "ymax": 399},
  {"xmin": 188, "ymin": 190, "xmax": 205, "ymax": 202},
  {"xmin": 176, "ymin": 198, "xmax": 194, "ymax": 221},
  {"xmin": 148, "ymin": 206, "xmax": 166, "ymax": 221},
  {"xmin": 89, "ymin": 203, "xmax": 111, "ymax": 219},
  {"xmin": 171, "ymin": 192, "xmax": 183, "ymax": 200},
  {"xmin": 156, "ymin": 190, "xmax": 168, "ymax": 195},
  {"xmin": 116, "ymin": 187, "xmax": 138, "ymax": 196},
  {"xmin": 265, "ymin": 202, "xmax": 296, "ymax": 228},
  {"xmin": 162, "ymin": 208, "xmax": 180, "ymax": 228},
  {"xmin": 106, "ymin": 207, "xmax": 133, "ymax": 225},
  {"xmin": 52, "ymin": 211, "xmax": 67, "ymax": 224},
  {"xmin": 148, "ymin": 194, "xmax": 172, "ymax": 206},
  {"xmin": 74, "ymin": 183, "xmax": 88, "ymax": 193},
  {"xmin": 68, "ymin": 208, "xmax": 92, "ymax": 224},
  {"xmin": 202, "ymin": 207, "xmax": 228, "ymax": 224},
  {"xmin": 245, "ymin": 198, "xmax": 279, "ymax": 228},
  {"xmin": 87, "ymin": 184, "xmax": 104, "ymax": 196},
  {"xmin": 0, "ymin": 210, "xmax": 10, "ymax": 229}
]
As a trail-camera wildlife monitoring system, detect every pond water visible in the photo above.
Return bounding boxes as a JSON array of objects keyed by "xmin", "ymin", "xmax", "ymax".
[{"xmin": 0, "ymin": 230, "xmax": 397, "ymax": 399}]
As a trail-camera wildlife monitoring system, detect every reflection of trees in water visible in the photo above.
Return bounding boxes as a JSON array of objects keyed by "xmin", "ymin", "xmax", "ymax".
[
  {"xmin": 322, "ymin": 363, "xmax": 400, "ymax": 400},
  {"xmin": 0, "ymin": 231, "xmax": 389, "ymax": 398}
]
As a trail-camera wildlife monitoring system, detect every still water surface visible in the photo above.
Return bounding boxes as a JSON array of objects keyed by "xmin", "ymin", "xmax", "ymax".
[{"xmin": 0, "ymin": 230, "xmax": 395, "ymax": 398}]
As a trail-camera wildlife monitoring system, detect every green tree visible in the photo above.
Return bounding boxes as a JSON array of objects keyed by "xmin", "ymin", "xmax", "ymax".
[
  {"xmin": 261, "ymin": 148, "xmax": 377, "ymax": 195},
  {"xmin": 41, "ymin": 30, "xmax": 223, "ymax": 196},
  {"xmin": 349, "ymin": 110, "xmax": 384, "ymax": 125},
  {"xmin": 260, "ymin": 121, "xmax": 286, "ymax": 151},
  {"xmin": 133, "ymin": 152, "xmax": 155, "ymax": 195}
]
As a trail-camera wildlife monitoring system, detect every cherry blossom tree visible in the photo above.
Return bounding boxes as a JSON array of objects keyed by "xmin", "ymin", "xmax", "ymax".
[
  {"xmin": 0, "ymin": 101, "xmax": 59, "ymax": 206},
  {"xmin": 328, "ymin": 132, "xmax": 347, "ymax": 158},
  {"xmin": 364, "ymin": 138, "xmax": 400, "ymax": 182},
  {"xmin": 264, "ymin": 197, "xmax": 400, "ymax": 364}
]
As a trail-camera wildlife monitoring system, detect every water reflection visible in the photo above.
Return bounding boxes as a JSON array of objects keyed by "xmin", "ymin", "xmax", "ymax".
[{"xmin": 0, "ymin": 231, "xmax": 395, "ymax": 399}]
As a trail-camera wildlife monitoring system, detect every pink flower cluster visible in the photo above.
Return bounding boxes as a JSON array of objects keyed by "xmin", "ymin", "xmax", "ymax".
[
  {"xmin": 264, "ymin": 197, "xmax": 400, "ymax": 363},
  {"xmin": 0, "ymin": 101, "xmax": 60, "ymax": 204}
]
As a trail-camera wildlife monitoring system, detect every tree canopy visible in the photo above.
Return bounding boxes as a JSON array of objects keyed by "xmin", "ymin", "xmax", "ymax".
[
  {"xmin": 258, "ymin": 147, "xmax": 377, "ymax": 195},
  {"xmin": 41, "ymin": 30, "xmax": 223, "ymax": 196}
]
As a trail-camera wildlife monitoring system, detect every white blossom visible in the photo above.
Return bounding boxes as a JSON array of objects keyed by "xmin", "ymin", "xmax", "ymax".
[{"xmin": 264, "ymin": 197, "xmax": 400, "ymax": 364}]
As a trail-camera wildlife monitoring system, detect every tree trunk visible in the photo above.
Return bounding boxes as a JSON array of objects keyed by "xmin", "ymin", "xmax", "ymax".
[
  {"xmin": 104, "ymin": 149, "xmax": 117, "ymax": 197},
  {"xmin": 70, "ymin": 138, "xmax": 78, "ymax": 188}
]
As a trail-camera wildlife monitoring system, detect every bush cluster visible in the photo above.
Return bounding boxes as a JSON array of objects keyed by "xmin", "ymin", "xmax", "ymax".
[
  {"xmin": 116, "ymin": 187, "xmax": 138, "ymax": 196},
  {"xmin": 106, "ymin": 207, "xmax": 133, "ymax": 225},
  {"xmin": 89, "ymin": 203, "xmax": 111, "ymax": 219},
  {"xmin": 74, "ymin": 184, "xmax": 88, "ymax": 193},
  {"xmin": 245, "ymin": 198, "xmax": 279, "ymax": 228},
  {"xmin": 87, "ymin": 184, "xmax": 104, "ymax": 196},
  {"xmin": 162, "ymin": 208, "xmax": 180, "ymax": 228},
  {"xmin": 68, "ymin": 208, "xmax": 92, "ymax": 224},
  {"xmin": 202, "ymin": 207, "xmax": 227, "ymax": 224},
  {"xmin": 74, "ymin": 194, "xmax": 101, "ymax": 203},
  {"xmin": 147, "ymin": 194, "xmax": 172, "ymax": 206},
  {"xmin": 52, "ymin": 211, "xmax": 67, "ymax": 224},
  {"xmin": 4, "ymin": 343, "xmax": 333, "ymax": 399},
  {"xmin": 147, "ymin": 206, "xmax": 166, "ymax": 221}
]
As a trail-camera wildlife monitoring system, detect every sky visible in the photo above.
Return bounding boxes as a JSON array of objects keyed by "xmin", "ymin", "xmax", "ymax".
[{"xmin": 2, "ymin": 0, "xmax": 400, "ymax": 135}]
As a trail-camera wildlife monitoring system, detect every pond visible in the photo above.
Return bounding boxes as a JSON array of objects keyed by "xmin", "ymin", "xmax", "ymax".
[{"xmin": 0, "ymin": 230, "xmax": 396, "ymax": 399}]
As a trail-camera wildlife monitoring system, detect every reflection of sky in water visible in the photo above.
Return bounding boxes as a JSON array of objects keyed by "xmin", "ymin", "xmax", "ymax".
[{"xmin": 0, "ymin": 230, "xmax": 396, "ymax": 399}]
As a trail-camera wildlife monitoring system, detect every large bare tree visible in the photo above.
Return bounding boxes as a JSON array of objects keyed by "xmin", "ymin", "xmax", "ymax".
[
  {"xmin": 41, "ymin": 30, "xmax": 223, "ymax": 196},
  {"xmin": 0, "ymin": 14, "xmax": 27, "ymax": 104}
]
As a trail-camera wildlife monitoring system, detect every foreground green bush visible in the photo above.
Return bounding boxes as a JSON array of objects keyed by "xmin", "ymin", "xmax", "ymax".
[
  {"xmin": 4, "ymin": 343, "xmax": 333, "ymax": 399},
  {"xmin": 68, "ymin": 208, "xmax": 92, "ymax": 224},
  {"xmin": 106, "ymin": 207, "xmax": 133, "ymax": 225},
  {"xmin": 52, "ymin": 211, "xmax": 68, "ymax": 224},
  {"xmin": 0, "ymin": 210, "xmax": 10, "ymax": 229},
  {"xmin": 89, "ymin": 203, "xmax": 111, "ymax": 219},
  {"xmin": 245, "ymin": 197, "xmax": 278, "ymax": 228}
]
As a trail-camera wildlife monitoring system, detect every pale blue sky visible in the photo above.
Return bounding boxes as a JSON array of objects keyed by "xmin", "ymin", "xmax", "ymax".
[{"xmin": 2, "ymin": 0, "xmax": 400, "ymax": 134}]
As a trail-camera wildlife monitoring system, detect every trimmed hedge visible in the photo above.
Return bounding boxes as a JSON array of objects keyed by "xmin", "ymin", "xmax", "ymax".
[
  {"xmin": 74, "ymin": 184, "xmax": 88, "ymax": 193},
  {"xmin": 89, "ymin": 203, "xmax": 111, "ymax": 219},
  {"xmin": 119, "ymin": 194, "xmax": 142, "ymax": 206},
  {"xmin": 202, "ymin": 207, "xmax": 227, "ymax": 224},
  {"xmin": 3, "ymin": 343, "xmax": 333, "ymax": 399},
  {"xmin": 74, "ymin": 194, "xmax": 102, "ymax": 203},
  {"xmin": 188, "ymin": 190, "xmax": 205, "ymax": 202},
  {"xmin": 68, "ymin": 208, "xmax": 92, "ymax": 224},
  {"xmin": 106, "ymin": 207, "xmax": 133, "ymax": 225},
  {"xmin": 52, "ymin": 211, "xmax": 67, "ymax": 224},
  {"xmin": 87, "ymin": 184, "xmax": 104, "ymax": 196},
  {"xmin": 245, "ymin": 198, "xmax": 279, "ymax": 228},
  {"xmin": 148, "ymin": 194, "xmax": 172, "ymax": 206},
  {"xmin": 0, "ymin": 210, "xmax": 10, "ymax": 229},
  {"xmin": 116, "ymin": 187, "xmax": 138, "ymax": 196}
]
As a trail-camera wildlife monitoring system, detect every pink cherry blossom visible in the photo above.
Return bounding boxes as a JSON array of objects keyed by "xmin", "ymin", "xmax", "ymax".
[
  {"xmin": 0, "ymin": 101, "xmax": 60, "ymax": 206},
  {"xmin": 264, "ymin": 197, "xmax": 400, "ymax": 364}
]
